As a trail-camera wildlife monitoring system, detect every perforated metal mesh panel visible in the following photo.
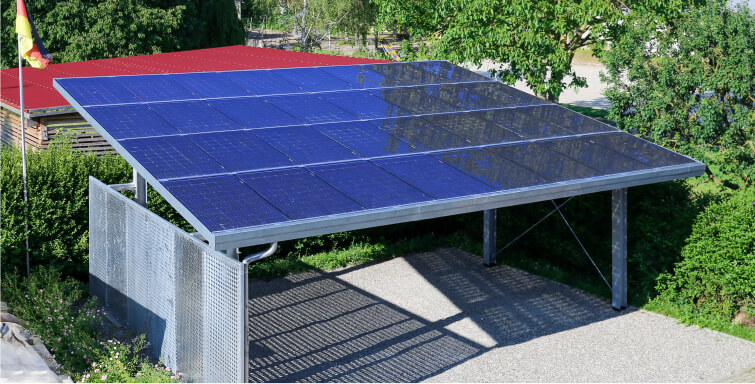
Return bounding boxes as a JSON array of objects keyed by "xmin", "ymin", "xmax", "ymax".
[{"xmin": 89, "ymin": 177, "xmax": 245, "ymax": 383}]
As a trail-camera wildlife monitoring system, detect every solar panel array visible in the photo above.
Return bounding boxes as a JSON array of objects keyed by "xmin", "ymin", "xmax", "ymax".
[{"xmin": 54, "ymin": 60, "xmax": 703, "ymax": 240}]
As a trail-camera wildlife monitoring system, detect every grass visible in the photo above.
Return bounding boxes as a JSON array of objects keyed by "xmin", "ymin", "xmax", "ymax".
[{"xmin": 561, "ymin": 104, "xmax": 610, "ymax": 119}]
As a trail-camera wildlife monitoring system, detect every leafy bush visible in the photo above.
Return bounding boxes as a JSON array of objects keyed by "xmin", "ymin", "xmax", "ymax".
[
  {"xmin": 1, "ymin": 267, "xmax": 177, "ymax": 382},
  {"xmin": 654, "ymin": 188, "xmax": 755, "ymax": 318},
  {"xmin": 602, "ymin": 1, "xmax": 755, "ymax": 184},
  {"xmin": 1, "ymin": 139, "xmax": 131, "ymax": 278}
]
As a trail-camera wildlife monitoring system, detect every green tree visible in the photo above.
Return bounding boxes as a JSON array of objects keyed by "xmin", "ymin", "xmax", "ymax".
[
  {"xmin": 373, "ymin": 0, "xmax": 703, "ymax": 102},
  {"xmin": 602, "ymin": 1, "xmax": 755, "ymax": 184},
  {"xmin": 275, "ymin": 0, "xmax": 375, "ymax": 51},
  {"xmin": 0, "ymin": 0, "xmax": 245, "ymax": 69}
]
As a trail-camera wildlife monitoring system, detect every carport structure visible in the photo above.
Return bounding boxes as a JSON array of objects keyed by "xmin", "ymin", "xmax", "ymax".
[{"xmin": 54, "ymin": 59, "xmax": 704, "ymax": 382}]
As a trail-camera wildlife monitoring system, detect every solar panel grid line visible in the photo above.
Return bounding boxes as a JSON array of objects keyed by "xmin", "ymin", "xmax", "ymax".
[
  {"xmin": 210, "ymin": 162, "xmax": 704, "ymax": 249},
  {"xmin": 131, "ymin": 130, "xmax": 626, "ymax": 184}
]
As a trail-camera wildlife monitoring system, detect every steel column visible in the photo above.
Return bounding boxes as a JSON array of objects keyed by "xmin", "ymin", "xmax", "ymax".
[
  {"xmin": 611, "ymin": 188, "xmax": 628, "ymax": 310},
  {"xmin": 483, "ymin": 209, "xmax": 497, "ymax": 266},
  {"xmin": 133, "ymin": 170, "xmax": 147, "ymax": 207}
]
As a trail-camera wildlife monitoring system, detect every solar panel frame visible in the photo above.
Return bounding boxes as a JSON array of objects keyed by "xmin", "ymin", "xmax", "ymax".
[{"xmin": 52, "ymin": 60, "xmax": 706, "ymax": 250}]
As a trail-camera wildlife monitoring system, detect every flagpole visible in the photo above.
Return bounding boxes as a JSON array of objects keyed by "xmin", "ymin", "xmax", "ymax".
[{"xmin": 18, "ymin": 34, "xmax": 31, "ymax": 279}]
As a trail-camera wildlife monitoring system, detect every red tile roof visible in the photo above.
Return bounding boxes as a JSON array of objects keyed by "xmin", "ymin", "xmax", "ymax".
[{"xmin": 1, "ymin": 45, "xmax": 385, "ymax": 113}]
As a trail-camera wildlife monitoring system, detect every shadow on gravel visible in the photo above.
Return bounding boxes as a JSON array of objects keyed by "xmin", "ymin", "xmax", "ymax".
[{"xmin": 247, "ymin": 248, "xmax": 633, "ymax": 382}]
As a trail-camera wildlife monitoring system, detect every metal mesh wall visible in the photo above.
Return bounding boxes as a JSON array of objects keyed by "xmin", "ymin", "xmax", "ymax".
[{"xmin": 89, "ymin": 177, "xmax": 245, "ymax": 383}]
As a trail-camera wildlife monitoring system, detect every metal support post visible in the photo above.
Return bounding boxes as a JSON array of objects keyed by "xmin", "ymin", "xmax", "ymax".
[
  {"xmin": 242, "ymin": 242, "xmax": 277, "ymax": 382},
  {"xmin": 483, "ymin": 209, "xmax": 497, "ymax": 266},
  {"xmin": 133, "ymin": 170, "xmax": 147, "ymax": 207},
  {"xmin": 612, "ymin": 188, "xmax": 628, "ymax": 310}
]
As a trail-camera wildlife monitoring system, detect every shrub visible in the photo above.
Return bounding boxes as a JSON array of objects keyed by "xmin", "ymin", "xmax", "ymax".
[
  {"xmin": 602, "ymin": 1, "xmax": 755, "ymax": 184},
  {"xmin": 654, "ymin": 188, "xmax": 755, "ymax": 318},
  {"xmin": 1, "ymin": 267, "xmax": 177, "ymax": 382}
]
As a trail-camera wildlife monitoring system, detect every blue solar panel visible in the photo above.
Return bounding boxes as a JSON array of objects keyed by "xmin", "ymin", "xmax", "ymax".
[
  {"xmin": 368, "ymin": 117, "xmax": 471, "ymax": 151},
  {"xmin": 273, "ymin": 67, "xmax": 355, "ymax": 92},
  {"xmin": 319, "ymin": 90, "xmax": 412, "ymax": 119},
  {"xmin": 55, "ymin": 77, "xmax": 140, "ymax": 106},
  {"xmin": 416, "ymin": 61, "xmax": 491, "ymax": 83},
  {"xmin": 147, "ymin": 100, "xmax": 243, "ymax": 133},
  {"xmin": 313, "ymin": 121, "xmax": 418, "ymax": 157},
  {"xmin": 264, "ymin": 94, "xmax": 357, "ymax": 124},
  {"xmin": 169, "ymin": 72, "xmax": 256, "ymax": 99},
  {"xmin": 487, "ymin": 142, "xmax": 599, "ymax": 182},
  {"xmin": 434, "ymin": 148, "xmax": 549, "ymax": 190},
  {"xmin": 423, "ymin": 112, "xmax": 522, "ymax": 145},
  {"xmin": 208, "ymin": 97, "xmax": 303, "ymax": 129},
  {"xmin": 373, "ymin": 155, "xmax": 495, "ymax": 199},
  {"xmin": 543, "ymin": 135, "xmax": 650, "ymax": 174},
  {"xmin": 319, "ymin": 65, "xmax": 402, "ymax": 88},
  {"xmin": 120, "ymin": 136, "xmax": 226, "ymax": 180},
  {"xmin": 162, "ymin": 175, "xmax": 288, "ymax": 231},
  {"xmin": 419, "ymin": 84, "xmax": 504, "ymax": 110},
  {"xmin": 220, "ymin": 70, "xmax": 303, "ymax": 95},
  {"xmin": 85, "ymin": 104, "xmax": 180, "ymax": 140},
  {"xmin": 115, "ymin": 75, "xmax": 197, "ymax": 102},
  {"xmin": 253, "ymin": 126, "xmax": 359, "ymax": 164},
  {"xmin": 463, "ymin": 82, "xmax": 545, "ymax": 107},
  {"xmin": 54, "ymin": 60, "xmax": 704, "ymax": 237},
  {"xmin": 238, "ymin": 168, "xmax": 363, "ymax": 219},
  {"xmin": 477, "ymin": 108, "xmax": 573, "ymax": 139},
  {"xmin": 524, "ymin": 105, "xmax": 617, "ymax": 134},
  {"xmin": 368, "ymin": 87, "xmax": 460, "ymax": 115},
  {"xmin": 309, "ymin": 161, "xmax": 431, "ymax": 209},
  {"xmin": 186, "ymin": 130, "xmax": 294, "ymax": 172},
  {"xmin": 366, "ymin": 62, "xmax": 454, "ymax": 85},
  {"xmin": 588, "ymin": 133, "xmax": 693, "ymax": 168}
]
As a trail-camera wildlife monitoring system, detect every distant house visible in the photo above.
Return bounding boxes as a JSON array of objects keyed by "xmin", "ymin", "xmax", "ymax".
[{"xmin": 0, "ymin": 46, "xmax": 381, "ymax": 154}]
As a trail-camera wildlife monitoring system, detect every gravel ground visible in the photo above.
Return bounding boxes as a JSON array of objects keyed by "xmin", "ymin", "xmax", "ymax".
[{"xmin": 247, "ymin": 248, "xmax": 755, "ymax": 382}]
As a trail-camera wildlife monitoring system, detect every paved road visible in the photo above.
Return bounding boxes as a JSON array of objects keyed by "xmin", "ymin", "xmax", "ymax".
[{"xmin": 247, "ymin": 248, "xmax": 755, "ymax": 382}]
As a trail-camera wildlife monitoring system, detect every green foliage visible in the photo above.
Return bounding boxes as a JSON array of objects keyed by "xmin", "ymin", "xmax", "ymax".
[
  {"xmin": 274, "ymin": 0, "xmax": 376, "ymax": 51},
  {"xmin": 602, "ymin": 1, "xmax": 755, "ymax": 183},
  {"xmin": 373, "ymin": 0, "xmax": 702, "ymax": 101},
  {"xmin": 1, "ymin": 267, "xmax": 178, "ymax": 382},
  {"xmin": 0, "ymin": 137, "xmax": 192, "ymax": 279},
  {"xmin": 1, "ymin": 0, "xmax": 245, "ymax": 69},
  {"xmin": 0, "ymin": 138, "xmax": 131, "ymax": 279},
  {"xmin": 654, "ymin": 188, "xmax": 755, "ymax": 318}
]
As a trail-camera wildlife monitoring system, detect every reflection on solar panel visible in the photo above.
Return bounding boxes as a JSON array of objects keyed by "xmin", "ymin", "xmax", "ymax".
[{"xmin": 54, "ymin": 60, "xmax": 705, "ymax": 249}]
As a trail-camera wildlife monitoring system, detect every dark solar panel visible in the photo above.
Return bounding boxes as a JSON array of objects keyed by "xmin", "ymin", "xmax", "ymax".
[
  {"xmin": 115, "ymin": 75, "xmax": 197, "ymax": 102},
  {"xmin": 373, "ymin": 155, "xmax": 495, "ymax": 199},
  {"xmin": 423, "ymin": 112, "xmax": 522, "ymax": 145},
  {"xmin": 86, "ymin": 104, "xmax": 180, "ymax": 140},
  {"xmin": 320, "ymin": 65, "xmax": 402, "ymax": 88},
  {"xmin": 368, "ymin": 87, "xmax": 460, "ymax": 115},
  {"xmin": 208, "ymin": 97, "xmax": 303, "ymax": 129},
  {"xmin": 253, "ymin": 126, "xmax": 360, "ymax": 164},
  {"xmin": 238, "ymin": 168, "xmax": 363, "ymax": 219},
  {"xmin": 54, "ymin": 60, "xmax": 704, "ymax": 238},
  {"xmin": 169, "ymin": 72, "xmax": 255, "ymax": 99},
  {"xmin": 55, "ymin": 77, "xmax": 140, "ymax": 106},
  {"xmin": 274, "ymin": 67, "xmax": 354, "ymax": 92},
  {"xmin": 264, "ymin": 94, "xmax": 358, "ymax": 124},
  {"xmin": 220, "ymin": 70, "xmax": 303, "ymax": 95},
  {"xmin": 162, "ymin": 175, "xmax": 288, "ymax": 231},
  {"xmin": 368, "ymin": 117, "xmax": 471, "ymax": 151},
  {"xmin": 319, "ymin": 90, "xmax": 412, "ymax": 119},
  {"xmin": 147, "ymin": 100, "xmax": 243, "ymax": 133},
  {"xmin": 309, "ymin": 161, "xmax": 431, "ymax": 209},
  {"xmin": 434, "ymin": 148, "xmax": 550, "ymax": 190},
  {"xmin": 120, "ymin": 136, "xmax": 226, "ymax": 180},
  {"xmin": 313, "ymin": 121, "xmax": 418, "ymax": 158},
  {"xmin": 186, "ymin": 130, "xmax": 294, "ymax": 172}
]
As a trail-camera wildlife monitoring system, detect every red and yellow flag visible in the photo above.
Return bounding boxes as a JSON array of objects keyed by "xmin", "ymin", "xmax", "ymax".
[{"xmin": 16, "ymin": 0, "xmax": 52, "ymax": 69}]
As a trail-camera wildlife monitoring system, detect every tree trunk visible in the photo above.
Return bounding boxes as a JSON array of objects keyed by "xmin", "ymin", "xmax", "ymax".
[{"xmin": 300, "ymin": 0, "xmax": 308, "ymax": 51}]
